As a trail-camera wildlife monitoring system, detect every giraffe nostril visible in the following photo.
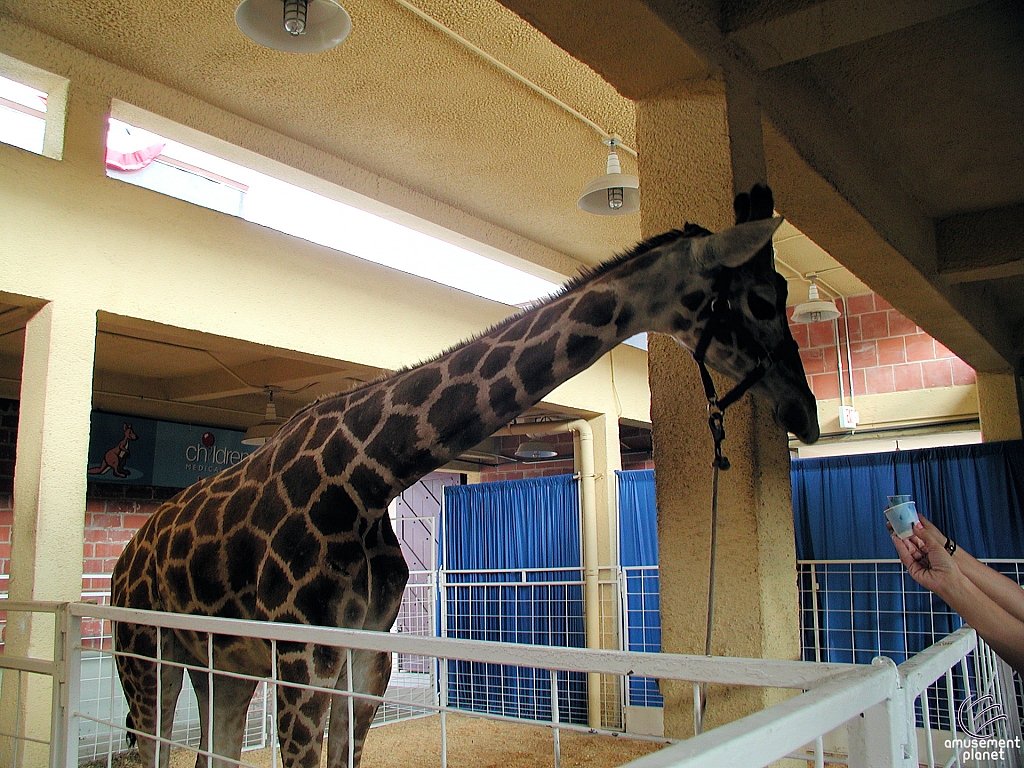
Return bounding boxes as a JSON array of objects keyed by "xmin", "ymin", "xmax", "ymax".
[{"xmin": 776, "ymin": 401, "xmax": 816, "ymax": 443}]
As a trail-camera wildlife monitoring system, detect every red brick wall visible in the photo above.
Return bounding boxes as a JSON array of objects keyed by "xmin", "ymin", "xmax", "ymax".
[
  {"xmin": 621, "ymin": 457, "xmax": 655, "ymax": 471},
  {"xmin": 789, "ymin": 292, "xmax": 976, "ymax": 401},
  {"xmin": 83, "ymin": 500, "xmax": 163, "ymax": 582}
]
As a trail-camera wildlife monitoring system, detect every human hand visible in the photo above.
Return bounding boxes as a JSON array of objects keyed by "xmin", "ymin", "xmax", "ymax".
[
  {"xmin": 889, "ymin": 515, "xmax": 963, "ymax": 597},
  {"xmin": 904, "ymin": 514, "xmax": 949, "ymax": 554}
]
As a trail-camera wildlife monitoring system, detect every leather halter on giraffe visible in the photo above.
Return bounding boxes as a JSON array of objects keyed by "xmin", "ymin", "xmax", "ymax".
[{"xmin": 112, "ymin": 184, "xmax": 819, "ymax": 768}]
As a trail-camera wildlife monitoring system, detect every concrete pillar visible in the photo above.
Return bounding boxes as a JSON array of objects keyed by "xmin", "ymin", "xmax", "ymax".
[
  {"xmin": 976, "ymin": 371, "xmax": 1023, "ymax": 442},
  {"xmin": 0, "ymin": 300, "xmax": 96, "ymax": 766},
  {"xmin": 60, "ymin": 79, "xmax": 110, "ymax": 176},
  {"xmin": 588, "ymin": 411, "xmax": 622, "ymax": 570},
  {"xmin": 588, "ymin": 411, "xmax": 625, "ymax": 727},
  {"xmin": 637, "ymin": 74, "xmax": 800, "ymax": 737}
]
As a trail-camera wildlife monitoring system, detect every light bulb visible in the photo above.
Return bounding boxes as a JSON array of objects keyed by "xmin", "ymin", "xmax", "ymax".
[
  {"xmin": 284, "ymin": 0, "xmax": 308, "ymax": 35},
  {"xmin": 608, "ymin": 187, "xmax": 624, "ymax": 209}
]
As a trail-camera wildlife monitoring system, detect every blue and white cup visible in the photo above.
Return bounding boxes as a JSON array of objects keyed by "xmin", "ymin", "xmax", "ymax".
[{"xmin": 885, "ymin": 497, "xmax": 919, "ymax": 539}]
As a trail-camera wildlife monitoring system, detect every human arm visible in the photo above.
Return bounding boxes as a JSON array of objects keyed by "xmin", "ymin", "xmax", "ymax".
[
  {"xmin": 891, "ymin": 518, "xmax": 1024, "ymax": 677},
  {"xmin": 905, "ymin": 516, "xmax": 1024, "ymax": 624}
]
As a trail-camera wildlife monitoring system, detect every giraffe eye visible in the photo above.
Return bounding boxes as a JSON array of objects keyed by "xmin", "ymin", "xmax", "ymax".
[{"xmin": 748, "ymin": 293, "xmax": 777, "ymax": 320}]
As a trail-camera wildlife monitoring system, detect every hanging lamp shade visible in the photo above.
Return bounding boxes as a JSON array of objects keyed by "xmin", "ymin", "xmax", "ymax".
[
  {"xmin": 242, "ymin": 392, "xmax": 286, "ymax": 446},
  {"xmin": 791, "ymin": 280, "xmax": 841, "ymax": 324},
  {"xmin": 515, "ymin": 439, "xmax": 558, "ymax": 459},
  {"xmin": 235, "ymin": 0, "xmax": 352, "ymax": 53},
  {"xmin": 578, "ymin": 138, "xmax": 640, "ymax": 216}
]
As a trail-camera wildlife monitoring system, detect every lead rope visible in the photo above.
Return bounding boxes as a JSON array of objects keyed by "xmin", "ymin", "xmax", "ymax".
[
  {"xmin": 694, "ymin": 371, "xmax": 729, "ymax": 734},
  {"xmin": 696, "ymin": 448, "xmax": 722, "ymax": 734},
  {"xmin": 691, "ymin": 270, "xmax": 745, "ymax": 733},
  {"xmin": 690, "ymin": 272, "xmax": 733, "ymax": 733},
  {"xmin": 693, "ymin": 337, "xmax": 793, "ymax": 732}
]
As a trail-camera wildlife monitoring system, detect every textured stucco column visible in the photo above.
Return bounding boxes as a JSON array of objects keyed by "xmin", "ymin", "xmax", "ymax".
[
  {"xmin": 976, "ymin": 371, "xmax": 1023, "ymax": 442},
  {"xmin": 0, "ymin": 300, "xmax": 96, "ymax": 765},
  {"xmin": 637, "ymin": 76, "xmax": 800, "ymax": 737}
]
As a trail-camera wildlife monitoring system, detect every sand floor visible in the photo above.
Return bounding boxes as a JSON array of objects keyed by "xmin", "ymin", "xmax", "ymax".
[{"xmin": 83, "ymin": 714, "xmax": 670, "ymax": 768}]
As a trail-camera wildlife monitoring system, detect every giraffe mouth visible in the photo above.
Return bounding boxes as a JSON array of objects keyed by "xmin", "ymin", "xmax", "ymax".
[{"xmin": 775, "ymin": 399, "xmax": 820, "ymax": 444}]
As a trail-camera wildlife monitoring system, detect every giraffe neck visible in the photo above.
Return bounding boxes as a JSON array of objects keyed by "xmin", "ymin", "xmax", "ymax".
[{"xmin": 303, "ymin": 244, "xmax": 691, "ymax": 505}]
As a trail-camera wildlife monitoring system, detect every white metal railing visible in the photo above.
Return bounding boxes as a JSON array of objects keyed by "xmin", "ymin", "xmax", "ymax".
[
  {"xmin": 0, "ymin": 598, "xmax": 1003, "ymax": 768},
  {"xmin": 437, "ymin": 565, "xmax": 624, "ymax": 730},
  {"xmin": 0, "ymin": 571, "xmax": 439, "ymax": 763},
  {"xmin": 617, "ymin": 561, "xmax": 1023, "ymax": 767}
]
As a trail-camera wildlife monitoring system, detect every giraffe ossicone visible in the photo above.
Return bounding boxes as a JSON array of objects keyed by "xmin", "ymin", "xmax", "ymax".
[{"xmin": 112, "ymin": 184, "xmax": 818, "ymax": 768}]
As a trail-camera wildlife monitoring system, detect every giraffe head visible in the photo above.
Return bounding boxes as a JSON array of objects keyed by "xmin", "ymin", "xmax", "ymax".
[{"xmin": 645, "ymin": 187, "xmax": 820, "ymax": 443}]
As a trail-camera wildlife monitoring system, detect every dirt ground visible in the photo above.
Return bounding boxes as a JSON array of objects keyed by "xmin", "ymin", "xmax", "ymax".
[{"xmin": 84, "ymin": 714, "xmax": 669, "ymax": 768}]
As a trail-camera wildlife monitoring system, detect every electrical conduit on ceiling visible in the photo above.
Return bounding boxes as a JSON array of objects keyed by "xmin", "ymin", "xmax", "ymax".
[{"xmin": 389, "ymin": 0, "xmax": 636, "ymax": 157}]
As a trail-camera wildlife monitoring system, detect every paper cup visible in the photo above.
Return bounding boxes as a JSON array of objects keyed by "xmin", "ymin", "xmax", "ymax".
[
  {"xmin": 887, "ymin": 494, "xmax": 912, "ymax": 506},
  {"xmin": 885, "ymin": 500, "xmax": 919, "ymax": 539}
]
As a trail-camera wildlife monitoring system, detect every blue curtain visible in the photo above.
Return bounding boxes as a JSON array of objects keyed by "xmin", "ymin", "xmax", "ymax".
[
  {"xmin": 619, "ymin": 469, "xmax": 658, "ymax": 568},
  {"xmin": 617, "ymin": 469, "xmax": 663, "ymax": 707},
  {"xmin": 442, "ymin": 475, "xmax": 586, "ymax": 724},
  {"xmin": 792, "ymin": 440, "xmax": 1024, "ymax": 561},
  {"xmin": 792, "ymin": 439, "xmax": 1024, "ymax": 665}
]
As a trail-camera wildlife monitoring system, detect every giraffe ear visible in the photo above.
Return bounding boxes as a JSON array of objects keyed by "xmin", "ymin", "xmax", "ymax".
[{"xmin": 693, "ymin": 217, "xmax": 784, "ymax": 270}]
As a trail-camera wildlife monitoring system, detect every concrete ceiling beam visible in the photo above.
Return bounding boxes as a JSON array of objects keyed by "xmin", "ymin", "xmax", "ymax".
[
  {"xmin": 725, "ymin": 0, "xmax": 988, "ymax": 70},
  {"xmin": 494, "ymin": 0, "xmax": 711, "ymax": 99},
  {"xmin": 937, "ymin": 203, "xmax": 1024, "ymax": 284}
]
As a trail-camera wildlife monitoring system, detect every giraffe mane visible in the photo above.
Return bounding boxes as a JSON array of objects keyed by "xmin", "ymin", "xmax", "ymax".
[
  {"xmin": 553, "ymin": 222, "xmax": 711, "ymax": 296},
  {"xmin": 297, "ymin": 222, "xmax": 711, "ymax": 415}
]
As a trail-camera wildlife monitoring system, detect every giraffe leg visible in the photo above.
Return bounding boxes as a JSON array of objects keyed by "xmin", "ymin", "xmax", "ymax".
[
  {"xmin": 115, "ymin": 624, "xmax": 185, "ymax": 768},
  {"xmin": 322, "ymin": 519, "xmax": 405, "ymax": 768},
  {"xmin": 188, "ymin": 667, "xmax": 259, "ymax": 768},
  {"xmin": 325, "ymin": 649, "xmax": 392, "ymax": 768},
  {"xmin": 274, "ymin": 642, "xmax": 341, "ymax": 768}
]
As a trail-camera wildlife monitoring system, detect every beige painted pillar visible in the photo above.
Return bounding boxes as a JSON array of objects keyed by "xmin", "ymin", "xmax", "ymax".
[
  {"xmin": 588, "ymin": 411, "xmax": 623, "ymax": 571},
  {"xmin": 0, "ymin": 300, "xmax": 96, "ymax": 765},
  {"xmin": 587, "ymin": 411, "xmax": 625, "ymax": 727},
  {"xmin": 637, "ymin": 74, "xmax": 800, "ymax": 737},
  {"xmin": 976, "ymin": 371, "xmax": 1023, "ymax": 442}
]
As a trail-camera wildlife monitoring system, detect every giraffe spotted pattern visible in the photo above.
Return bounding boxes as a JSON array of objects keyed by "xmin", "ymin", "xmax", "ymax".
[{"xmin": 112, "ymin": 184, "xmax": 818, "ymax": 768}]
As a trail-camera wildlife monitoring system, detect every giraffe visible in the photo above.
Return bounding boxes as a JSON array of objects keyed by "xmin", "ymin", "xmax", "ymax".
[{"xmin": 111, "ymin": 184, "xmax": 819, "ymax": 768}]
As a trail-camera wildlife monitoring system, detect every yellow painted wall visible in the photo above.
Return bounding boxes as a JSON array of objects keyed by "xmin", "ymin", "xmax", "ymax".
[{"xmin": 0, "ymin": 40, "xmax": 652, "ymax": 426}]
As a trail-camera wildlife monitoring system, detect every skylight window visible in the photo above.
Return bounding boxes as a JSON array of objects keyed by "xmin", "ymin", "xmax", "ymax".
[
  {"xmin": 0, "ymin": 74, "xmax": 47, "ymax": 155},
  {"xmin": 105, "ymin": 119, "xmax": 560, "ymax": 307}
]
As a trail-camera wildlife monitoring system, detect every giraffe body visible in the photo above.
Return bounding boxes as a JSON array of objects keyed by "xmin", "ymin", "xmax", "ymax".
[{"xmin": 112, "ymin": 185, "xmax": 818, "ymax": 768}]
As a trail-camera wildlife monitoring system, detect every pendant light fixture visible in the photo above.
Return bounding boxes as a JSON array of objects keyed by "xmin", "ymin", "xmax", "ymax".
[
  {"xmin": 242, "ymin": 389, "xmax": 287, "ymax": 446},
  {"xmin": 791, "ymin": 277, "xmax": 841, "ymax": 323},
  {"xmin": 577, "ymin": 135, "xmax": 640, "ymax": 216},
  {"xmin": 235, "ymin": 0, "xmax": 352, "ymax": 53},
  {"xmin": 515, "ymin": 439, "xmax": 559, "ymax": 459}
]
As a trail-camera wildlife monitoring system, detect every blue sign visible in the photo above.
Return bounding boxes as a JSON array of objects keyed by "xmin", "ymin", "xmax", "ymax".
[{"xmin": 87, "ymin": 411, "xmax": 256, "ymax": 488}]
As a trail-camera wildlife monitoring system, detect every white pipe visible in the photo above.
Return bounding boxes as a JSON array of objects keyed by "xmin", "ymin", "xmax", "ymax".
[
  {"xmin": 389, "ymin": 0, "xmax": 636, "ymax": 157},
  {"xmin": 498, "ymin": 420, "xmax": 603, "ymax": 728},
  {"xmin": 833, "ymin": 319, "xmax": 846, "ymax": 409},
  {"xmin": 841, "ymin": 299, "xmax": 856, "ymax": 411}
]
